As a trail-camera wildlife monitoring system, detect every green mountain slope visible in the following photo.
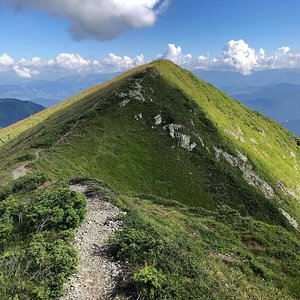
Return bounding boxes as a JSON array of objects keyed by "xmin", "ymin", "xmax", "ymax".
[
  {"xmin": 0, "ymin": 98, "xmax": 44, "ymax": 128},
  {"xmin": 1, "ymin": 60, "xmax": 299, "ymax": 227},
  {"xmin": 0, "ymin": 60, "xmax": 299, "ymax": 299}
]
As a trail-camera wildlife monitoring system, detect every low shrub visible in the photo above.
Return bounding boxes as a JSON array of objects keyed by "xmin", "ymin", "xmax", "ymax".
[
  {"xmin": 23, "ymin": 188, "xmax": 86, "ymax": 232},
  {"xmin": 0, "ymin": 183, "xmax": 87, "ymax": 299},
  {"xmin": 15, "ymin": 154, "xmax": 36, "ymax": 163},
  {"xmin": 133, "ymin": 266, "xmax": 166, "ymax": 300},
  {"xmin": 0, "ymin": 186, "xmax": 12, "ymax": 201},
  {"xmin": 12, "ymin": 173, "xmax": 47, "ymax": 193}
]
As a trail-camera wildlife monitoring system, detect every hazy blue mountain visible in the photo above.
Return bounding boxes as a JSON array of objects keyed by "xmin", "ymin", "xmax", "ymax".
[
  {"xmin": 0, "ymin": 98, "xmax": 45, "ymax": 128},
  {"xmin": 0, "ymin": 73, "xmax": 118, "ymax": 107},
  {"xmin": 195, "ymin": 69, "xmax": 300, "ymax": 91},
  {"xmin": 229, "ymin": 83, "xmax": 300, "ymax": 123},
  {"xmin": 2, "ymin": 68, "xmax": 300, "ymax": 108},
  {"xmin": 283, "ymin": 119, "xmax": 300, "ymax": 136}
]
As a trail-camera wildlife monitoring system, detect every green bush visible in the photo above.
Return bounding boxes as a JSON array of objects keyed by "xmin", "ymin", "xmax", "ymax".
[
  {"xmin": 133, "ymin": 266, "xmax": 166, "ymax": 300},
  {"xmin": 12, "ymin": 173, "xmax": 47, "ymax": 193},
  {"xmin": 26, "ymin": 234, "xmax": 78, "ymax": 297},
  {"xmin": 0, "ymin": 195, "xmax": 25, "ymax": 249},
  {"xmin": 0, "ymin": 233, "xmax": 77, "ymax": 299},
  {"xmin": 23, "ymin": 188, "xmax": 86, "ymax": 232},
  {"xmin": 111, "ymin": 210, "xmax": 165, "ymax": 265},
  {"xmin": 0, "ymin": 187, "xmax": 86, "ymax": 241},
  {"xmin": 15, "ymin": 154, "xmax": 36, "ymax": 163},
  {"xmin": 0, "ymin": 184, "xmax": 87, "ymax": 299},
  {"xmin": 0, "ymin": 186, "xmax": 12, "ymax": 201},
  {"xmin": 113, "ymin": 228, "xmax": 164, "ymax": 265}
]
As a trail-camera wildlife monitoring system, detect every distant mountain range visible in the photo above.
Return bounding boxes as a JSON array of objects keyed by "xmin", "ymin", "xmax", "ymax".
[
  {"xmin": 227, "ymin": 84, "xmax": 300, "ymax": 123},
  {"xmin": 2, "ymin": 68, "xmax": 300, "ymax": 107},
  {"xmin": 0, "ymin": 98, "xmax": 45, "ymax": 128},
  {"xmin": 194, "ymin": 68, "xmax": 300, "ymax": 89},
  {"xmin": 0, "ymin": 73, "xmax": 117, "ymax": 107},
  {"xmin": 283, "ymin": 119, "xmax": 300, "ymax": 136}
]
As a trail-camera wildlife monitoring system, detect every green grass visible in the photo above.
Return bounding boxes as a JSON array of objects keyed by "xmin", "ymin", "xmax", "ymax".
[
  {"xmin": 0, "ymin": 174, "xmax": 86, "ymax": 299},
  {"xmin": 154, "ymin": 60, "xmax": 300, "ymax": 222},
  {"xmin": 0, "ymin": 60, "xmax": 298, "ymax": 227},
  {"xmin": 0, "ymin": 65, "xmax": 147, "ymax": 147},
  {"xmin": 1, "ymin": 175, "xmax": 298, "ymax": 299},
  {"xmin": 0, "ymin": 60, "xmax": 299, "ymax": 299},
  {"xmin": 106, "ymin": 187, "xmax": 300, "ymax": 300}
]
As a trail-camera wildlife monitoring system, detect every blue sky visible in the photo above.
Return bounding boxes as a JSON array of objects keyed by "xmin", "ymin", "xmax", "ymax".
[{"xmin": 0, "ymin": 0, "xmax": 300, "ymax": 79}]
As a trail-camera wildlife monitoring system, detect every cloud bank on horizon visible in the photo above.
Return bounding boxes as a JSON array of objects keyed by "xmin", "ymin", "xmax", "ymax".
[
  {"xmin": 1, "ymin": 0, "xmax": 169, "ymax": 40},
  {"xmin": 164, "ymin": 40, "xmax": 300, "ymax": 75},
  {"xmin": 1, "ymin": 40, "xmax": 300, "ymax": 78}
]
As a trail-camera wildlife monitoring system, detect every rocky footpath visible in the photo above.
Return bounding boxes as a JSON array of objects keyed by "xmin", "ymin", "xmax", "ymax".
[{"xmin": 60, "ymin": 180, "xmax": 124, "ymax": 300}]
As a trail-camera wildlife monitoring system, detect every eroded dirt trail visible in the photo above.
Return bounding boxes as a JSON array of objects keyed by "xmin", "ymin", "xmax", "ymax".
[
  {"xmin": 60, "ymin": 181, "xmax": 123, "ymax": 300},
  {"xmin": 12, "ymin": 149, "xmax": 42, "ymax": 180}
]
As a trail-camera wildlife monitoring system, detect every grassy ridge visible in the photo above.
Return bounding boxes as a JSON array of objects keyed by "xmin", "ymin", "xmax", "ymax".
[
  {"xmin": 0, "ymin": 65, "xmax": 147, "ymax": 147},
  {"xmin": 154, "ymin": 60, "xmax": 300, "ymax": 222},
  {"xmin": 0, "ymin": 60, "xmax": 299, "ymax": 299},
  {"xmin": 0, "ymin": 61, "xmax": 298, "ymax": 227}
]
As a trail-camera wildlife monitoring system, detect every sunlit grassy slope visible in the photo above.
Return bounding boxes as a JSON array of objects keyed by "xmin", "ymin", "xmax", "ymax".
[
  {"xmin": 0, "ymin": 66, "xmax": 145, "ymax": 146},
  {"xmin": 0, "ymin": 60, "xmax": 299, "ymax": 299},
  {"xmin": 1, "ymin": 175, "xmax": 299, "ymax": 299},
  {"xmin": 111, "ymin": 190, "xmax": 300, "ymax": 300},
  {"xmin": 0, "ymin": 60, "xmax": 299, "ymax": 227}
]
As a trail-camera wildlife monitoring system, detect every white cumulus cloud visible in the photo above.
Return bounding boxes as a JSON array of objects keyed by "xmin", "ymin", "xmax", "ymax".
[
  {"xmin": 277, "ymin": 47, "xmax": 291, "ymax": 56},
  {"xmin": 2, "ymin": 0, "xmax": 169, "ymax": 40},
  {"xmin": 221, "ymin": 39, "xmax": 259, "ymax": 75},
  {"xmin": 13, "ymin": 66, "xmax": 39, "ymax": 78},
  {"xmin": 1, "ymin": 40, "xmax": 300, "ymax": 78},
  {"xmin": 0, "ymin": 53, "xmax": 14, "ymax": 71},
  {"xmin": 163, "ymin": 44, "xmax": 196, "ymax": 67},
  {"xmin": 0, "ymin": 52, "xmax": 146, "ymax": 78},
  {"xmin": 164, "ymin": 44, "xmax": 183, "ymax": 60},
  {"xmin": 47, "ymin": 53, "xmax": 91, "ymax": 71},
  {"xmin": 101, "ymin": 53, "xmax": 145, "ymax": 72},
  {"xmin": 162, "ymin": 40, "xmax": 300, "ymax": 75}
]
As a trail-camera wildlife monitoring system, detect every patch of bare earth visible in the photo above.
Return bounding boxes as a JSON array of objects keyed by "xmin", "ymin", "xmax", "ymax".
[
  {"xmin": 12, "ymin": 164, "xmax": 32, "ymax": 180},
  {"xmin": 12, "ymin": 149, "xmax": 42, "ymax": 180},
  {"xmin": 60, "ymin": 181, "xmax": 124, "ymax": 300}
]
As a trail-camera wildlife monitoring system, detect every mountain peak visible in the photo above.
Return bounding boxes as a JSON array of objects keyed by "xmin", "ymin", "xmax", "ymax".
[{"xmin": 0, "ymin": 61, "xmax": 299, "ymax": 229}]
